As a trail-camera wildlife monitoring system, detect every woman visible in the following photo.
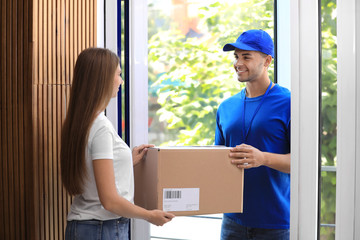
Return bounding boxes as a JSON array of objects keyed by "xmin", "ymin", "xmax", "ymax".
[{"xmin": 61, "ymin": 48, "xmax": 174, "ymax": 240}]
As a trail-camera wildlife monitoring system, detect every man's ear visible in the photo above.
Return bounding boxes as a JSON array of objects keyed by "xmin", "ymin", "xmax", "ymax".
[{"xmin": 264, "ymin": 55, "xmax": 273, "ymax": 68}]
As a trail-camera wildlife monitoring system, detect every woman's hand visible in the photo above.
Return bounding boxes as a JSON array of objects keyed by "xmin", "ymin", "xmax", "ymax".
[
  {"xmin": 146, "ymin": 210, "xmax": 175, "ymax": 226},
  {"xmin": 132, "ymin": 144, "xmax": 155, "ymax": 166},
  {"xmin": 93, "ymin": 156, "xmax": 176, "ymax": 223}
]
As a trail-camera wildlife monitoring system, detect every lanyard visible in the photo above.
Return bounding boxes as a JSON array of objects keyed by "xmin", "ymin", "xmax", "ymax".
[{"xmin": 242, "ymin": 81, "xmax": 273, "ymax": 143}]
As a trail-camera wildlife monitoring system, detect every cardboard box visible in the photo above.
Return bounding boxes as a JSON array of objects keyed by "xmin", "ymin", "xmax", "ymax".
[{"xmin": 134, "ymin": 146, "xmax": 243, "ymax": 216}]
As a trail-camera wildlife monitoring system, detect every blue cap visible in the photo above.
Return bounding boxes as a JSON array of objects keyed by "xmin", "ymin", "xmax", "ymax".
[{"xmin": 223, "ymin": 29, "xmax": 274, "ymax": 58}]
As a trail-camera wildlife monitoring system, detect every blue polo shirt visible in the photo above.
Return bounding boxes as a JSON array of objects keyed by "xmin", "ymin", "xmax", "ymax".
[{"xmin": 215, "ymin": 83, "xmax": 291, "ymax": 229}]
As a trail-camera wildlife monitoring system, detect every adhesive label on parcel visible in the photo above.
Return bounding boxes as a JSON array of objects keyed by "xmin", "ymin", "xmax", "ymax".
[{"xmin": 163, "ymin": 188, "xmax": 200, "ymax": 212}]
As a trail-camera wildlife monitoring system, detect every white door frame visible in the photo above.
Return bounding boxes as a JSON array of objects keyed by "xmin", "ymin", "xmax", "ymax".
[
  {"xmin": 290, "ymin": 0, "xmax": 320, "ymax": 239},
  {"xmin": 97, "ymin": 0, "xmax": 119, "ymax": 129},
  {"xmin": 336, "ymin": 0, "xmax": 360, "ymax": 239},
  {"xmin": 97, "ymin": 0, "xmax": 150, "ymax": 238},
  {"xmin": 129, "ymin": 0, "xmax": 151, "ymax": 239}
]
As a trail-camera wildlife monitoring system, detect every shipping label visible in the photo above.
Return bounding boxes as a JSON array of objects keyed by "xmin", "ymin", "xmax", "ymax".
[{"xmin": 163, "ymin": 188, "xmax": 200, "ymax": 212}]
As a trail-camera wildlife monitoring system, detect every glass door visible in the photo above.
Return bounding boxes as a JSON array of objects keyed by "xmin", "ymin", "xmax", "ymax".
[{"xmin": 147, "ymin": 0, "xmax": 275, "ymax": 239}]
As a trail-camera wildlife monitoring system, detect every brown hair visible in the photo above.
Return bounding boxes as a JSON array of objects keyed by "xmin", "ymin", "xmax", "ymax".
[{"xmin": 61, "ymin": 48, "xmax": 119, "ymax": 195}]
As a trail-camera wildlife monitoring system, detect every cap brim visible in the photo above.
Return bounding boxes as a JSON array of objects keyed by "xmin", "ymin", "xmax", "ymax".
[
  {"xmin": 223, "ymin": 43, "xmax": 236, "ymax": 51},
  {"xmin": 223, "ymin": 42, "xmax": 259, "ymax": 52}
]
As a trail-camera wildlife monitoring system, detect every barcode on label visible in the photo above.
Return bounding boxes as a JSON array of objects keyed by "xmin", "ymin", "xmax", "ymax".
[{"xmin": 164, "ymin": 190, "xmax": 182, "ymax": 199}]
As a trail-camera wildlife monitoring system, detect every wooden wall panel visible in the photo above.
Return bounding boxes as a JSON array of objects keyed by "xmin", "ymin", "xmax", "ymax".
[
  {"xmin": 32, "ymin": 0, "xmax": 98, "ymax": 239},
  {"xmin": 1, "ymin": 0, "xmax": 9, "ymax": 238},
  {"xmin": 0, "ymin": 1, "xmax": 3, "ymax": 238},
  {"xmin": 1, "ymin": 0, "xmax": 97, "ymax": 239},
  {"xmin": 0, "ymin": 0, "xmax": 34, "ymax": 239}
]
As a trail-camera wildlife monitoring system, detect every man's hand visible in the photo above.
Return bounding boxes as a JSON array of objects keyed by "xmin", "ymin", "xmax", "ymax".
[
  {"xmin": 229, "ymin": 144, "xmax": 291, "ymax": 173},
  {"xmin": 229, "ymin": 143, "xmax": 266, "ymax": 169}
]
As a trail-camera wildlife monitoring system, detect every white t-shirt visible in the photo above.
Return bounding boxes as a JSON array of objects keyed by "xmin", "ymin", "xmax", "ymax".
[{"xmin": 67, "ymin": 112, "xmax": 134, "ymax": 221}]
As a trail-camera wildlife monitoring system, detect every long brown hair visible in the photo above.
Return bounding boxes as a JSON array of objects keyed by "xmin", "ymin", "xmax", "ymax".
[{"xmin": 61, "ymin": 48, "xmax": 119, "ymax": 195}]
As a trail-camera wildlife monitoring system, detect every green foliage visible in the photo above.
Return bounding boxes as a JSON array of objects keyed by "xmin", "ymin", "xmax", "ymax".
[
  {"xmin": 320, "ymin": 0, "xmax": 337, "ymax": 239},
  {"xmin": 148, "ymin": 0, "xmax": 274, "ymax": 146}
]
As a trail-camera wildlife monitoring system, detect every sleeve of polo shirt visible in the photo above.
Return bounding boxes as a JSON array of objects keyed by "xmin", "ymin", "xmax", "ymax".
[
  {"xmin": 215, "ymin": 109, "xmax": 225, "ymax": 145},
  {"xmin": 90, "ymin": 126, "xmax": 114, "ymax": 160}
]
